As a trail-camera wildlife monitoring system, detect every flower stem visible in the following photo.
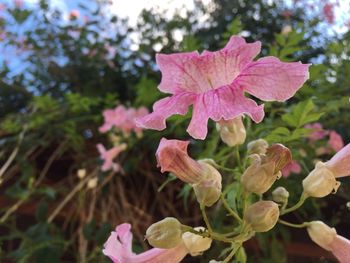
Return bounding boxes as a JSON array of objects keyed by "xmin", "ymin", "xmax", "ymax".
[
  {"xmin": 223, "ymin": 243, "xmax": 241, "ymax": 263},
  {"xmin": 235, "ymin": 146, "xmax": 242, "ymax": 171},
  {"xmin": 278, "ymin": 219, "xmax": 308, "ymax": 228},
  {"xmin": 220, "ymin": 194, "xmax": 243, "ymax": 224},
  {"xmin": 281, "ymin": 192, "xmax": 308, "ymax": 215},
  {"xmin": 200, "ymin": 204, "xmax": 213, "ymax": 234}
]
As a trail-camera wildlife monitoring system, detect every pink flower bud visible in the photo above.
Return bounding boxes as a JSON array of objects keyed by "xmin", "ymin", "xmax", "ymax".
[
  {"xmin": 156, "ymin": 138, "xmax": 208, "ymax": 184},
  {"xmin": 265, "ymin": 144, "xmax": 292, "ymax": 173}
]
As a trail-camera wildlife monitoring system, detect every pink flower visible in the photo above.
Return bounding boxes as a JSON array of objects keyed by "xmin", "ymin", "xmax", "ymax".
[
  {"xmin": 13, "ymin": 0, "xmax": 23, "ymax": 8},
  {"xmin": 305, "ymin": 123, "xmax": 329, "ymax": 141},
  {"xmin": 323, "ymin": 3, "xmax": 335, "ymax": 24},
  {"xmin": 325, "ymin": 143, "xmax": 350, "ymax": 178},
  {"xmin": 282, "ymin": 160, "xmax": 301, "ymax": 177},
  {"xmin": 328, "ymin": 130, "xmax": 344, "ymax": 152},
  {"xmin": 99, "ymin": 106, "xmax": 148, "ymax": 135},
  {"xmin": 307, "ymin": 221, "xmax": 350, "ymax": 263},
  {"xmin": 137, "ymin": 36, "xmax": 310, "ymax": 139},
  {"xmin": 103, "ymin": 223, "xmax": 189, "ymax": 263},
  {"xmin": 69, "ymin": 10, "xmax": 80, "ymax": 19},
  {"xmin": 329, "ymin": 235, "xmax": 350, "ymax": 263},
  {"xmin": 156, "ymin": 138, "xmax": 205, "ymax": 183},
  {"xmin": 97, "ymin": 143, "xmax": 126, "ymax": 172}
]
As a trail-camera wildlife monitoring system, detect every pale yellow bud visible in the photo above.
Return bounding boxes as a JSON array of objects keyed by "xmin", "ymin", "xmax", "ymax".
[
  {"xmin": 182, "ymin": 227, "xmax": 212, "ymax": 256},
  {"xmin": 247, "ymin": 139, "xmax": 269, "ymax": 155},
  {"xmin": 244, "ymin": 201, "xmax": 279, "ymax": 232},
  {"xmin": 302, "ymin": 162, "xmax": 340, "ymax": 198},
  {"xmin": 272, "ymin": 187, "xmax": 289, "ymax": 204},
  {"xmin": 87, "ymin": 177, "xmax": 98, "ymax": 189},
  {"xmin": 216, "ymin": 116, "xmax": 246, "ymax": 147},
  {"xmin": 307, "ymin": 221, "xmax": 337, "ymax": 251},
  {"xmin": 192, "ymin": 161, "xmax": 222, "ymax": 207},
  {"xmin": 77, "ymin": 169, "xmax": 86, "ymax": 179},
  {"xmin": 146, "ymin": 217, "xmax": 183, "ymax": 249},
  {"xmin": 241, "ymin": 154, "xmax": 278, "ymax": 194}
]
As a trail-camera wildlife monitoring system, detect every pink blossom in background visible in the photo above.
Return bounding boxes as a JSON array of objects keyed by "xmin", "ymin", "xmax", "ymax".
[
  {"xmin": 103, "ymin": 223, "xmax": 188, "ymax": 263},
  {"xmin": 325, "ymin": 143, "xmax": 350, "ymax": 178},
  {"xmin": 137, "ymin": 35, "xmax": 310, "ymax": 139},
  {"xmin": 96, "ymin": 143, "xmax": 126, "ymax": 172},
  {"xmin": 281, "ymin": 10, "xmax": 293, "ymax": 19},
  {"xmin": 329, "ymin": 235, "xmax": 350, "ymax": 263},
  {"xmin": 328, "ymin": 130, "xmax": 344, "ymax": 152},
  {"xmin": 323, "ymin": 3, "xmax": 335, "ymax": 24},
  {"xmin": 305, "ymin": 123, "xmax": 329, "ymax": 141},
  {"xmin": 69, "ymin": 10, "xmax": 80, "ymax": 19},
  {"xmin": 282, "ymin": 160, "xmax": 301, "ymax": 177},
  {"xmin": 99, "ymin": 106, "xmax": 148, "ymax": 135},
  {"xmin": 14, "ymin": 0, "xmax": 23, "ymax": 8}
]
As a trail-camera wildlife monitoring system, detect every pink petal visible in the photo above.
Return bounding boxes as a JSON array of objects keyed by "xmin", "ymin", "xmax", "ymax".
[
  {"xmin": 237, "ymin": 57, "xmax": 310, "ymax": 101},
  {"xmin": 325, "ymin": 143, "xmax": 350, "ymax": 178},
  {"xmin": 328, "ymin": 130, "xmax": 344, "ymax": 152},
  {"xmin": 103, "ymin": 223, "xmax": 188, "ymax": 263},
  {"xmin": 305, "ymin": 123, "xmax": 329, "ymax": 141},
  {"xmin": 329, "ymin": 235, "xmax": 350, "ymax": 263},
  {"xmin": 156, "ymin": 36, "xmax": 261, "ymax": 94},
  {"xmin": 97, "ymin": 144, "xmax": 106, "ymax": 155},
  {"xmin": 282, "ymin": 160, "xmax": 301, "ymax": 178},
  {"xmin": 187, "ymin": 85, "xmax": 264, "ymax": 139},
  {"xmin": 136, "ymin": 93, "xmax": 196, "ymax": 131}
]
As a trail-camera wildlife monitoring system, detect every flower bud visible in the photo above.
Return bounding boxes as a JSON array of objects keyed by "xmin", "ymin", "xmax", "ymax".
[
  {"xmin": 247, "ymin": 139, "xmax": 269, "ymax": 155},
  {"xmin": 281, "ymin": 25, "xmax": 292, "ymax": 36},
  {"xmin": 146, "ymin": 217, "xmax": 183, "ymax": 249},
  {"xmin": 307, "ymin": 221, "xmax": 337, "ymax": 251},
  {"xmin": 182, "ymin": 227, "xmax": 212, "ymax": 256},
  {"xmin": 241, "ymin": 154, "xmax": 279, "ymax": 194},
  {"xmin": 244, "ymin": 201, "xmax": 279, "ymax": 232},
  {"xmin": 156, "ymin": 138, "xmax": 206, "ymax": 184},
  {"xmin": 265, "ymin": 144, "xmax": 292, "ymax": 173},
  {"xmin": 272, "ymin": 187, "xmax": 289, "ymax": 204},
  {"xmin": 216, "ymin": 116, "xmax": 246, "ymax": 147},
  {"xmin": 192, "ymin": 161, "xmax": 222, "ymax": 207},
  {"xmin": 302, "ymin": 162, "xmax": 340, "ymax": 198},
  {"xmin": 77, "ymin": 169, "xmax": 86, "ymax": 179},
  {"xmin": 87, "ymin": 177, "xmax": 98, "ymax": 189}
]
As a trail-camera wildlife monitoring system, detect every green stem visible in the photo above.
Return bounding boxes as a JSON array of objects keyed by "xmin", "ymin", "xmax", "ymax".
[
  {"xmin": 223, "ymin": 243, "xmax": 241, "ymax": 263},
  {"xmin": 200, "ymin": 204, "xmax": 213, "ymax": 233},
  {"xmin": 235, "ymin": 146, "xmax": 242, "ymax": 171},
  {"xmin": 281, "ymin": 192, "xmax": 308, "ymax": 215},
  {"xmin": 220, "ymin": 195, "xmax": 243, "ymax": 223},
  {"xmin": 278, "ymin": 219, "xmax": 308, "ymax": 228}
]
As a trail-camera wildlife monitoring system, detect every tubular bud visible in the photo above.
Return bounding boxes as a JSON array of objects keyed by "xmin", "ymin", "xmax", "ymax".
[
  {"xmin": 241, "ymin": 154, "xmax": 279, "ymax": 194},
  {"xmin": 146, "ymin": 217, "xmax": 183, "ymax": 249},
  {"xmin": 156, "ymin": 138, "xmax": 207, "ymax": 184},
  {"xmin": 302, "ymin": 162, "xmax": 340, "ymax": 198},
  {"xmin": 182, "ymin": 227, "xmax": 212, "ymax": 256},
  {"xmin": 192, "ymin": 161, "xmax": 222, "ymax": 207},
  {"xmin": 216, "ymin": 116, "xmax": 246, "ymax": 147},
  {"xmin": 244, "ymin": 201, "xmax": 279, "ymax": 232},
  {"xmin": 247, "ymin": 139, "xmax": 269, "ymax": 155},
  {"xmin": 307, "ymin": 221, "xmax": 337, "ymax": 251}
]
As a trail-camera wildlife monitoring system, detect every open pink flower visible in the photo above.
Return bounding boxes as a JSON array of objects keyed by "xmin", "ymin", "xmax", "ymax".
[
  {"xmin": 305, "ymin": 123, "xmax": 329, "ymax": 141},
  {"xmin": 103, "ymin": 223, "xmax": 189, "ymax": 263},
  {"xmin": 137, "ymin": 36, "xmax": 310, "ymax": 139},
  {"xmin": 282, "ymin": 160, "xmax": 301, "ymax": 177},
  {"xmin": 99, "ymin": 106, "xmax": 148, "ymax": 135},
  {"xmin": 97, "ymin": 143, "xmax": 126, "ymax": 172},
  {"xmin": 325, "ymin": 143, "xmax": 350, "ymax": 178},
  {"xmin": 328, "ymin": 130, "xmax": 344, "ymax": 152}
]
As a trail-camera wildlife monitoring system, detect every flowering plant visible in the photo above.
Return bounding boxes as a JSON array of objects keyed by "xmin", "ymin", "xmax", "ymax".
[{"xmin": 103, "ymin": 36, "xmax": 350, "ymax": 262}]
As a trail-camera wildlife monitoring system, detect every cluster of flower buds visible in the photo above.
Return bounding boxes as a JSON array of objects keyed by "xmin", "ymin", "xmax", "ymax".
[
  {"xmin": 241, "ymin": 143, "xmax": 292, "ymax": 194},
  {"xmin": 156, "ymin": 138, "xmax": 222, "ymax": 207}
]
